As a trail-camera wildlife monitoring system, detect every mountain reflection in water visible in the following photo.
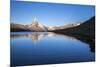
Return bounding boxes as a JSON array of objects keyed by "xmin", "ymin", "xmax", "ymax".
[
  {"xmin": 11, "ymin": 32, "xmax": 75, "ymax": 43},
  {"xmin": 11, "ymin": 32, "xmax": 95, "ymax": 66},
  {"xmin": 11, "ymin": 32, "xmax": 94, "ymax": 53}
]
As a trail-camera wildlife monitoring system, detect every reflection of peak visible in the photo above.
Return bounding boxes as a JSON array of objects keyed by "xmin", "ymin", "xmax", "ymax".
[
  {"xmin": 28, "ymin": 33, "xmax": 39, "ymax": 43},
  {"xmin": 11, "ymin": 32, "xmax": 77, "ymax": 44}
]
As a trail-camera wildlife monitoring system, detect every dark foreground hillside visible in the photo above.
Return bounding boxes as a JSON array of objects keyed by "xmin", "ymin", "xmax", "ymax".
[{"xmin": 54, "ymin": 16, "xmax": 95, "ymax": 52}]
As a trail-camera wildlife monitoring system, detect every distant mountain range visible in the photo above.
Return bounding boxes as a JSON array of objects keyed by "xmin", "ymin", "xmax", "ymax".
[{"xmin": 11, "ymin": 18, "xmax": 82, "ymax": 32}]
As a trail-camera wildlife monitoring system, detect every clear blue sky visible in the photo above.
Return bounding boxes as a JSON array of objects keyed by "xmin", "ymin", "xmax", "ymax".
[{"xmin": 11, "ymin": 1, "xmax": 95, "ymax": 26}]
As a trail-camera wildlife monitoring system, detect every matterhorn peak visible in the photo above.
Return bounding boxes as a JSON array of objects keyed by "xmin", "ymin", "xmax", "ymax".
[
  {"xmin": 31, "ymin": 17, "xmax": 38, "ymax": 26},
  {"xmin": 27, "ymin": 17, "xmax": 48, "ymax": 32},
  {"xmin": 33, "ymin": 17, "xmax": 37, "ymax": 22}
]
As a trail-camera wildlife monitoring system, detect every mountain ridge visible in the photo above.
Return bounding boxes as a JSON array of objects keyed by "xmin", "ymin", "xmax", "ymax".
[
  {"xmin": 11, "ymin": 16, "xmax": 95, "ymax": 33},
  {"xmin": 11, "ymin": 21, "xmax": 83, "ymax": 32}
]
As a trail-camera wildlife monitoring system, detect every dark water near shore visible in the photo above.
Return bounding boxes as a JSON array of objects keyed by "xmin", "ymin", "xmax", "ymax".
[{"xmin": 11, "ymin": 32, "xmax": 95, "ymax": 66}]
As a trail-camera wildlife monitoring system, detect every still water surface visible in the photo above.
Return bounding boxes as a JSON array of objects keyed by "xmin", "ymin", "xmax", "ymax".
[{"xmin": 11, "ymin": 32, "xmax": 95, "ymax": 66}]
